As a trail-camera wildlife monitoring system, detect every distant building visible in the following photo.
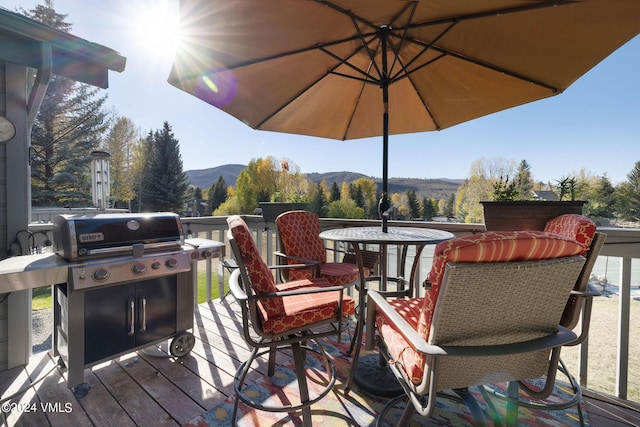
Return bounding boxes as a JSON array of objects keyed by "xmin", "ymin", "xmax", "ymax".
[
  {"xmin": 185, "ymin": 199, "xmax": 207, "ymax": 217},
  {"xmin": 532, "ymin": 190, "xmax": 560, "ymax": 201}
]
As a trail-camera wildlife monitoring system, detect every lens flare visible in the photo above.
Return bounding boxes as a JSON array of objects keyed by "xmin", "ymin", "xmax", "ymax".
[{"xmin": 195, "ymin": 69, "xmax": 237, "ymax": 107}]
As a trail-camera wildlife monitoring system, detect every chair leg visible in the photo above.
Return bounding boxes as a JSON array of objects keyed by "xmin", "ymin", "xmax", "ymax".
[
  {"xmin": 344, "ymin": 308, "xmax": 364, "ymax": 395},
  {"xmin": 232, "ymin": 346, "xmax": 260, "ymax": 425},
  {"xmin": 506, "ymin": 381, "xmax": 520, "ymax": 427},
  {"xmin": 268, "ymin": 346, "xmax": 277, "ymax": 376},
  {"xmin": 454, "ymin": 388, "xmax": 488, "ymax": 427},
  {"xmin": 397, "ymin": 399, "xmax": 416, "ymax": 426},
  {"xmin": 291, "ymin": 341, "xmax": 312, "ymax": 427}
]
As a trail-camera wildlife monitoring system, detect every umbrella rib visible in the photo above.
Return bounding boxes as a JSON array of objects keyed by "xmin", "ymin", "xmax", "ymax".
[
  {"xmin": 387, "ymin": 20, "xmax": 458, "ymax": 83},
  {"xmin": 316, "ymin": 31, "xmax": 381, "ymax": 85},
  {"xmin": 381, "ymin": 29, "xmax": 560, "ymax": 93},
  {"xmin": 401, "ymin": 0, "xmax": 576, "ymax": 32},
  {"xmin": 387, "ymin": 0, "xmax": 420, "ymax": 76},
  {"xmin": 254, "ymin": 40, "xmax": 378, "ymax": 130}
]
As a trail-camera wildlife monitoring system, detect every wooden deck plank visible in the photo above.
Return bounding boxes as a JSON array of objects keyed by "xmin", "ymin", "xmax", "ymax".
[
  {"xmin": 91, "ymin": 357, "xmax": 179, "ymax": 426},
  {"xmin": 582, "ymin": 388, "xmax": 640, "ymax": 426},
  {"xmin": 138, "ymin": 349, "xmax": 227, "ymax": 410},
  {"xmin": 0, "ymin": 356, "xmax": 49, "ymax": 427},
  {"xmin": 114, "ymin": 353, "xmax": 206, "ymax": 425},
  {"xmin": 2, "ymin": 302, "xmax": 640, "ymax": 426},
  {"xmin": 25, "ymin": 354, "xmax": 92, "ymax": 427},
  {"xmin": 72, "ymin": 366, "xmax": 137, "ymax": 427}
]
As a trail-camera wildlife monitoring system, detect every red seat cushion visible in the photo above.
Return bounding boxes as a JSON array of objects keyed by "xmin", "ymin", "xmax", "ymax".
[
  {"xmin": 261, "ymin": 280, "xmax": 355, "ymax": 335},
  {"xmin": 377, "ymin": 230, "xmax": 587, "ymax": 384}
]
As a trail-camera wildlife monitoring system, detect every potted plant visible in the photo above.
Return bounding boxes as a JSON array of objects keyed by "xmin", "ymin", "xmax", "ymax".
[{"xmin": 480, "ymin": 176, "xmax": 586, "ymax": 231}]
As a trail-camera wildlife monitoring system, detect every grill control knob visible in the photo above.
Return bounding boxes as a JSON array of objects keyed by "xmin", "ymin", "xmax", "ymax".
[
  {"xmin": 93, "ymin": 267, "xmax": 110, "ymax": 282},
  {"xmin": 151, "ymin": 261, "xmax": 161, "ymax": 270},
  {"xmin": 132, "ymin": 263, "xmax": 147, "ymax": 274},
  {"xmin": 166, "ymin": 258, "xmax": 179, "ymax": 269},
  {"xmin": 203, "ymin": 250, "xmax": 212, "ymax": 258}
]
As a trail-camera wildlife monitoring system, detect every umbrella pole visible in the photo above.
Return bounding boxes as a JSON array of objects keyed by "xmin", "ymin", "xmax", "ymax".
[{"xmin": 378, "ymin": 26, "xmax": 390, "ymax": 233}]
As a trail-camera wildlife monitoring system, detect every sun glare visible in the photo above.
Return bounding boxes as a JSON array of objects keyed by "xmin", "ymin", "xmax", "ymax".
[{"xmin": 132, "ymin": 0, "xmax": 181, "ymax": 62}]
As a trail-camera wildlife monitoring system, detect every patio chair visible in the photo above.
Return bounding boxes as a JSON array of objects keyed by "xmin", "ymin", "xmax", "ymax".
[
  {"xmin": 276, "ymin": 210, "xmax": 378, "ymax": 352},
  {"xmin": 226, "ymin": 215, "xmax": 355, "ymax": 427},
  {"xmin": 365, "ymin": 231, "xmax": 587, "ymax": 426},
  {"xmin": 275, "ymin": 210, "xmax": 376, "ymax": 286},
  {"xmin": 496, "ymin": 214, "xmax": 605, "ymax": 423}
]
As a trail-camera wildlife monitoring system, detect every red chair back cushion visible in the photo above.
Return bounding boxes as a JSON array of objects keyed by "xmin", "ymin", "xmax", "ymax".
[
  {"xmin": 420, "ymin": 231, "xmax": 587, "ymax": 339},
  {"xmin": 276, "ymin": 210, "xmax": 327, "ymax": 280},
  {"xmin": 227, "ymin": 216, "xmax": 282, "ymax": 316}
]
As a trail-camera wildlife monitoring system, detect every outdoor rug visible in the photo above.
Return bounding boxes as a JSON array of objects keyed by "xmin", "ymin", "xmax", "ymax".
[{"xmin": 185, "ymin": 331, "xmax": 588, "ymax": 426}]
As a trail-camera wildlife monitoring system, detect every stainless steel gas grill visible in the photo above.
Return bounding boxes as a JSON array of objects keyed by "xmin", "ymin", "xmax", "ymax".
[{"xmin": 0, "ymin": 212, "xmax": 223, "ymax": 397}]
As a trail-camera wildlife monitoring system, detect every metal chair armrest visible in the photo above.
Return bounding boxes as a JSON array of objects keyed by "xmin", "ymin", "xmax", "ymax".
[
  {"xmin": 367, "ymin": 289, "xmax": 578, "ymax": 357},
  {"xmin": 273, "ymin": 251, "xmax": 321, "ymax": 277},
  {"xmin": 228, "ymin": 269, "xmax": 247, "ymax": 302}
]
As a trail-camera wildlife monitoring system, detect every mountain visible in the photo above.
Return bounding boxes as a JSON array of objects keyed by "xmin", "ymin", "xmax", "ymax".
[
  {"xmin": 185, "ymin": 164, "xmax": 246, "ymax": 189},
  {"xmin": 185, "ymin": 165, "xmax": 462, "ymax": 200}
]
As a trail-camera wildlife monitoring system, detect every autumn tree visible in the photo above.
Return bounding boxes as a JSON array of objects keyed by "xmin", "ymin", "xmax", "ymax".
[
  {"xmin": 222, "ymin": 157, "xmax": 309, "ymax": 214},
  {"xmin": 130, "ymin": 135, "xmax": 152, "ymax": 212},
  {"xmin": 455, "ymin": 157, "xmax": 518, "ymax": 222},
  {"xmin": 103, "ymin": 117, "xmax": 138, "ymax": 209}
]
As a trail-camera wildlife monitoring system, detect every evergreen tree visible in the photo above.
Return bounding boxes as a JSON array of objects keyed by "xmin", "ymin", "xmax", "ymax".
[
  {"xmin": 349, "ymin": 183, "xmax": 365, "ymax": 208},
  {"xmin": 586, "ymin": 174, "xmax": 616, "ymax": 218},
  {"xmin": 25, "ymin": 3, "xmax": 110, "ymax": 207},
  {"xmin": 615, "ymin": 161, "xmax": 640, "ymax": 221},
  {"xmin": 308, "ymin": 182, "xmax": 329, "ymax": 218},
  {"xmin": 329, "ymin": 182, "xmax": 341, "ymax": 202},
  {"xmin": 443, "ymin": 193, "xmax": 455, "ymax": 218},
  {"xmin": 406, "ymin": 189, "xmax": 420, "ymax": 219},
  {"xmin": 207, "ymin": 176, "xmax": 228, "ymax": 214},
  {"xmin": 421, "ymin": 196, "xmax": 435, "ymax": 220},
  {"xmin": 514, "ymin": 160, "xmax": 534, "ymax": 199},
  {"xmin": 142, "ymin": 122, "xmax": 188, "ymax": 212}
]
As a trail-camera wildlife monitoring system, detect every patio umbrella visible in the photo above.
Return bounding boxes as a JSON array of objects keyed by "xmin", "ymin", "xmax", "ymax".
[{"xmin": 168, "ymin": 0, "xmax": 639, "ymax": 231}]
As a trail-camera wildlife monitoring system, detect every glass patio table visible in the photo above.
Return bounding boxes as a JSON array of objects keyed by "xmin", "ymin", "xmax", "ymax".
[{"xmin": 319, "ymin": 226, "xmax": 454, "ymax": 397}]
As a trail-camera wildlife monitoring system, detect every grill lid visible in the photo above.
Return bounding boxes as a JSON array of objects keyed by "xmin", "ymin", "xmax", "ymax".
[{"xmin": 53, "ymin": 212, "xmax": 184, "ymax": 259}]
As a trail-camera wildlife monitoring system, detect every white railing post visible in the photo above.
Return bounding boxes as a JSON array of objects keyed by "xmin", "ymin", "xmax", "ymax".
[{"xmin": 617, "ymin": 256, "xmax": 632, "ymax": 399}]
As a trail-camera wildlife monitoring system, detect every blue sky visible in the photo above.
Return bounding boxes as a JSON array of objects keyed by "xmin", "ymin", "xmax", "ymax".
[{"xmin": 9, "ymin": 0, "xmax": 640, "ymax": 185}]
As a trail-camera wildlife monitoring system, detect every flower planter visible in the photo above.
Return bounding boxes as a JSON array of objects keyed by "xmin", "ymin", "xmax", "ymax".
[
  {"xmin": 259, "ymin": 202, "xmax": 309, "ymax": 223},
  {"xmin": 480, "ymin": 200, "xmax": 586, "ymax": 231}
]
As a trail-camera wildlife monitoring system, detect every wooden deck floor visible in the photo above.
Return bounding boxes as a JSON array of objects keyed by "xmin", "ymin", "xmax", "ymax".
[{"xmin": 1, "ymin": 299, "xmax": 639, "ymax": 427}]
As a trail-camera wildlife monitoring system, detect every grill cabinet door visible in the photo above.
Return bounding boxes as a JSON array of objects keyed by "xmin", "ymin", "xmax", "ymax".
[
  {"xmin": 135, "ymin": 276, "xmax": 177, "ymax": 346},
  {"xmin": 84, "ymin": 284, "xmax": 136, "ymax": 364}
]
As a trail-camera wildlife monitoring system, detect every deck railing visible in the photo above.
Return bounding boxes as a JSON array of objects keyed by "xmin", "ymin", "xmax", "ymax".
[{"xmin": 28, "ymin": 215, "xmax": 640, "ymax": 401}]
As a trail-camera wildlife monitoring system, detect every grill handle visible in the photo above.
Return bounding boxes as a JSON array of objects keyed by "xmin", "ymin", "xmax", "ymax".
[
  {"xmin": 140, "ymin": 298, "xmax": 147, "ymax": 332},
  {"xmin": 128, "ymin": 299, "xmax": 135, "ymax": 336}
]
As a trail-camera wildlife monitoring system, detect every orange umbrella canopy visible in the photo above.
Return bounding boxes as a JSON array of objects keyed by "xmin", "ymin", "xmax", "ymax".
[
  {"xmin": 169, "ymin": 0, "xmax": 639, "ymax": 214},
  {"xmin": 169, "ymin": 0, "xmax": 639, "ymax": 140}
]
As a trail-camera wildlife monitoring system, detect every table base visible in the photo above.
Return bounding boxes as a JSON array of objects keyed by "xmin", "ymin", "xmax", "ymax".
[{"xmin": 353, "ymin": 354, "xmax": 404, "ymax": 397}]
